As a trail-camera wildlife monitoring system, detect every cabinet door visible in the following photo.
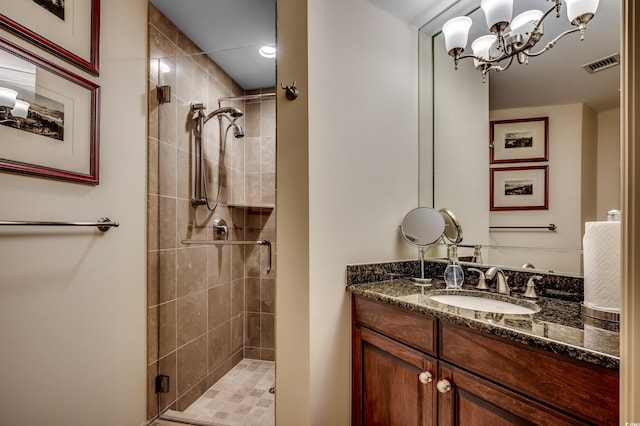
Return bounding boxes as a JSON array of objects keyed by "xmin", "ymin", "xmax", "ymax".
[
  {"xmin": 353, "ymin": 325, "xmax": 437, "ymax": 426},
  {"xmin": 440, "ymin": 322, "xmax": 618, "ymax": 425},
  {"xmin": 437, "ymin": 362, "xmax": 585, "ymax": 426}
]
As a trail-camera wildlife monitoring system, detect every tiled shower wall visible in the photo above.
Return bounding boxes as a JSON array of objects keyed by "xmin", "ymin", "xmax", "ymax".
[{"xmin": 147, "ymin": 4, "xmax": 276, "ymax": 420}]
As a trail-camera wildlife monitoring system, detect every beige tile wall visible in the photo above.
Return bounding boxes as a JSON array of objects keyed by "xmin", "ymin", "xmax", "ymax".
[{"xmin": 147, "ymin": 4, "xmax": 276, "ymax": 420}]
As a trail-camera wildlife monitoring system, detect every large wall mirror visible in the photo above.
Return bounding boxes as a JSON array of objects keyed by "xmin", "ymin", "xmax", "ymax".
[{"xmin": 418, "ymin": 0, "xmax": 621, "ymax": 275}]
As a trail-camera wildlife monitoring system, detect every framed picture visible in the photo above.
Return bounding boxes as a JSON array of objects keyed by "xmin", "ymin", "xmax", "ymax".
[
  {"xmin": 0, "ymin": 0, "xmax": 100, "ymax": 75},
  {"xmin": 490, "ymin": 117, "xmax": 548, "ymax": 163},
  {"xmin": 490, "ymin": 166, "xmax": 548, "ymax": 211},
  {"xmin": 0, "ymin": 37, "xmax": 100, "ymax": 184}
]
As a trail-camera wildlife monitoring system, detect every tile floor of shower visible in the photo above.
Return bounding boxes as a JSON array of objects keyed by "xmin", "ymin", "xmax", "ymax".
[{"xmin": 153, "ymin": 359, "xmax": 274, "ymax": 426}]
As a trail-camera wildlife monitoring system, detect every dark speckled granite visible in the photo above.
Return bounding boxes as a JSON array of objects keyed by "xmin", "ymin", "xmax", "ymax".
[
  {"xmin": 347, "ymin": 259, "xmax": 584, "ymax": 302},
  {"xmin": 346, "ymin": 266, "xmax": 619, "ymax": 370}
]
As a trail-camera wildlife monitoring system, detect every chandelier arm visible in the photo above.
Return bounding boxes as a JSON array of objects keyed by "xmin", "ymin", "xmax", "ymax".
[
  {"xmin": 456, "ymin": 53, "xmax": 483, "ymax": 61},
  {"xmin": 526, "ymin": 26, "xmax": 582, "ymax": 57},
  {"xmin": 530, "ymin": 1, "xmax": 564, "ymax": 37},
  {"xmin": 490, "ymin": 55, "xmax": 515, "ymax": 73}
]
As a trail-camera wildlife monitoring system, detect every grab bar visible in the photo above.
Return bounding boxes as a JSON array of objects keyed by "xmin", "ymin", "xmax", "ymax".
[
  {"xmin": 0, "ymin": 217, "xmax": 119, "ymax": 232},
  {"xmin": 489, "ymin": 224, "xmax": 557, "ymax": 231},
  {"xmin": 181, "ymin": 239, "xmax": 272, "ymax": 274}
]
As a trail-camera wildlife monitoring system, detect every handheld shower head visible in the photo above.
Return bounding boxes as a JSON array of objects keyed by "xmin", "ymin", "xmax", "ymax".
[{"xmin": 231, "ymin": 121, "xmax": 244, "ymax": 138}]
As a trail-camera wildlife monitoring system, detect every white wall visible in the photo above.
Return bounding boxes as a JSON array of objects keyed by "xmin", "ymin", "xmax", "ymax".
[
  {"xmin": 276, "ymin": 0, "xmax": 419, "ymax": 424},
  {"xmin": 597, "ymin": 108, "xmax": 621, "ymax": 219},
  {"xmin": 432, "ymin": 36, "xmax": 490, "ymax": 248},
  {"xmin": 0, "ymin": 1, "xmax": 148, "ymax": 425},
  {"xmin": 581, "ymin": 105, "xmax": 599, "ymax": 226},
  {"xmin": 419, "ymin": 31, "xmax": 434, "ymax": 207},
  {"xmin": 489, "ymin": 104, "xmax": 587, "ymax": 274}
]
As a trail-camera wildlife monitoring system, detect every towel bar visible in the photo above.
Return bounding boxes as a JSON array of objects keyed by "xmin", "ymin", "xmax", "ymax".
[
  {"xmin": 181, "ymin": 239, "xmax": 272, "ymax": 274},
  {"xmin": 0, "ymin": 217, "xmax": 119, "ymax": 232}
]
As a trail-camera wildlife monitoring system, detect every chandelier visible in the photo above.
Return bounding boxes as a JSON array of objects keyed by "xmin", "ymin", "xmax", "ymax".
[{"xmin": 442, "ymin": 0, "xmax": 600, "ymax": 78}]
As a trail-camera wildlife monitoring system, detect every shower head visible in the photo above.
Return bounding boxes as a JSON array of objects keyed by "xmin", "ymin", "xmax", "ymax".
[{"xmin": 231, "ymin": 121, "xmax": 245, "ymax": 138}]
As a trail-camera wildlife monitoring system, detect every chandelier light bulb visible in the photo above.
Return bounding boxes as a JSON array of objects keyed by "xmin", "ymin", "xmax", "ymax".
[
  {"xmin": 442, "ymin": 16, "xmax": 473, "ymax": 54},
  {"xmin": 510, "ymin": 9, "xmax": 544, "ymax": 37},
  {"xmin": 481, "ymin": 0, "xmax": 513, "ymax": 33},
  {"xmin": 442, "ymin": 0, "xmax": 598, "ymax": 77},
  {"xmin": 471, "ymin": 35, "xmax": 497, "ymax": 68},
  {"xmin": 565, "ymin": 0, "xmax": 599, "ymax": 25}
]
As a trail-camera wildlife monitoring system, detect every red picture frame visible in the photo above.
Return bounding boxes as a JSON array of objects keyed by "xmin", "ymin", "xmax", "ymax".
[
  {"xmin": 490, "ymin": 117, "xmax": 549, "ymax": 164},
  {"xmin": 0, "ymin": 37, "xmax": 100, "ymax": 184},
  {"xmin": 490, "ymin": 166, "xmax": 549, "ymax": 211},
  {"xmin": 0, "ymin": 0, "xmax": 100, "ymax": 76}
]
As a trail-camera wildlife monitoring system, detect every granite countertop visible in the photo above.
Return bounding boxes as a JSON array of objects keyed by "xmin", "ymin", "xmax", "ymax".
[{"xmin": 347, "ymin": 279, "xmax": 620, "ymax": 370}]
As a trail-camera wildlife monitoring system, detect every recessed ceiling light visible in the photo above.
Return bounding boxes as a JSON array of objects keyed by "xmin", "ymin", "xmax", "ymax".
[{"xmin": 259, "ymin": 45, "xmax": 276, "ymax": 59}]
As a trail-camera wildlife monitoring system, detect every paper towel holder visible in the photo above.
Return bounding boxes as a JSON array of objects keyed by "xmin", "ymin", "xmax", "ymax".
[{"xmin": 580, "ymin": 303, "xmax": 620, "ymax": 323}]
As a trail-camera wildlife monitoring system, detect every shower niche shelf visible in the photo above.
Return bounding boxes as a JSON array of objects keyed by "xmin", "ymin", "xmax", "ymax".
[{"xmin": 228, "ymin": 203, "xmax": 275, "ymax": 210}]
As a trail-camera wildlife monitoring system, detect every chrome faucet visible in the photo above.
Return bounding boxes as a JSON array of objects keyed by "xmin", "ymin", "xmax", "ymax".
[
  {"xmin": 523, "ymin": 275, "xmax": 543, "ymax": 299},
  {"xmin": 468, "ymin": 268, "xmax": 489, "ymax": 290},
  {"xmin": 485, "ymin": 267, "xmax": 510, "ymax": 295}
]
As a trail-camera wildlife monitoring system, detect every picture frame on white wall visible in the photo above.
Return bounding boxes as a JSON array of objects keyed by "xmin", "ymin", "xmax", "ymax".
[
  {"xmin": 490, "ymin": 166, "xmax": 549, "ymax": 211},
  {"xmin": 0, "ymin": 37, "xmax": 100, "ymax": 184},
  {"xmin": 490, "ymin": 117, "xmax": 548, "ymax": 164},
  {"xmin": 0, "ymin": 0, "xmax": 100, "ymax": 75}
]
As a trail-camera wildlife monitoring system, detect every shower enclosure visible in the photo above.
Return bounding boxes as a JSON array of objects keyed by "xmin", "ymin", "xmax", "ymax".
[{"xmin": 147, "ymin": 4, "xmax": 276, "ymax": 424}]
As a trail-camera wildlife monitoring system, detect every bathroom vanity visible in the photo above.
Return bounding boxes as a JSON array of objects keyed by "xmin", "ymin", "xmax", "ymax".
[{"xmin": 348, "ymin": 271, "xmax": 619, "ymax": 425}]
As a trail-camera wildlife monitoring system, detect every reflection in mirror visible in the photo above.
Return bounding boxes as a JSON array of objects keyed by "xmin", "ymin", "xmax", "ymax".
[
  {"xmin": 439, "ymin": 208, "xmax": 463, "ymax": 244},
  {"xmin": 0, "ymin": 50, "xmax": 42, "ymax": 132},
  {"xmin": 420, "ymin": 0, "xmax": 621, "ymax": 275}
]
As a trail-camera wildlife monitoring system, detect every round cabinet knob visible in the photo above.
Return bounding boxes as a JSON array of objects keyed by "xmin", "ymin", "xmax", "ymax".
[
  {"xmin": 418, "ymin": 371, "xmax": 433, "ymax": 384},
  {"xmin": 437, "ymin": 379, "xmax": 452, "ymax": 393}
]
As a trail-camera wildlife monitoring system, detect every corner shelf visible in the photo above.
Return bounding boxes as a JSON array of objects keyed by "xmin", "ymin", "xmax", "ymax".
[{"xmin": 228, "ymin": 203, "xmax": 275, "ymax": 210}]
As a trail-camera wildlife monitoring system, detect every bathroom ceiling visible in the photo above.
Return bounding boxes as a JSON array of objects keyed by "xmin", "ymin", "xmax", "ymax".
[
  {"xmin": 149, "ymin": 0, "xmax": 620, "ymax": 111},
  {"xmin": 373, "ymin": 0, "xmax": 621, "ymax": 112},
  {"xmin": 149, "ymin": 0, "xmax": 276, "ymax": 90}
]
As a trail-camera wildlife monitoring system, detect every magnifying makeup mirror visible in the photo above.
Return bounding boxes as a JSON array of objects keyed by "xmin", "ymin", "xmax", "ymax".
[
  {"xmin": 401, "ymin": 207, "xmax": 446, "ymax": 283},
  {"xmin": 439, "ymin": 208, "xmax": 463, "ymax": 244}
]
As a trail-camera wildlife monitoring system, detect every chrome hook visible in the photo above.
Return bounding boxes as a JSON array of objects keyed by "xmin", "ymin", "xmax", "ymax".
[{"xmin": 280, "ymin": 81, "xmax": 299, "ymax": 100}]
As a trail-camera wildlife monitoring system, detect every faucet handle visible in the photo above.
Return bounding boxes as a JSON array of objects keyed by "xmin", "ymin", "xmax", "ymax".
[
  {"xmin": 523, "ymin": 275, "xmax": 543, "ymax": 299},
  {"xmin": 468, "ymin": 268, "xmax": 489, "ymax": 290}
]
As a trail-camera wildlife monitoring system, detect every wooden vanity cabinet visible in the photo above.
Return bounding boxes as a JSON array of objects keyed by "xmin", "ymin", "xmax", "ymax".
[
  {"xmin": 439, "ymin": 322, "xmax": 619, "ymax": 425},
  {"xmin": 352, "ymin": 295, "xmax": 619, "ymax": 426},
  {"xmin": 353, "ymin": 326, "xmax": 437, "ymax": 425},
  {"xmin": 352, "ymin": 296, "xmax": 438, "ymax": 426},
  {"xmin": 437, "ymin": 362, "xmax": 585, "ymax": 425}
]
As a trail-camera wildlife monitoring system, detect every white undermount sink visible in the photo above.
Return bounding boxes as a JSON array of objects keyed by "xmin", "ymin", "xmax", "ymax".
[{"xmin": 429, "ymin": 293, "xmax": 539, "ymax": 315}]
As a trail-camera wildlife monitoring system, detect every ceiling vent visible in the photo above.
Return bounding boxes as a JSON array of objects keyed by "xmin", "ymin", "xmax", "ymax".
[{"xmin": 582, "ymin": 54, "xmax": 620, "ymax": 74}]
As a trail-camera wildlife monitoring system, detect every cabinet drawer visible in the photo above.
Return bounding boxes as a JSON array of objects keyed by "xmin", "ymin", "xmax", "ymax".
[
  {"xmin": 440, "ymin": 322, "xmax": 619, "ymax": 425},
  {"xmin": 353, "ymin": 295, "xmax": 437, "ymax": 356}
]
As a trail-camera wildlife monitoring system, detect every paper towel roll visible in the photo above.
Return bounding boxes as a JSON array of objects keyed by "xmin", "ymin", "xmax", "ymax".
[{"xmin": 583, "ymin": 221, "xmax": 620, "ymax": 312}]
